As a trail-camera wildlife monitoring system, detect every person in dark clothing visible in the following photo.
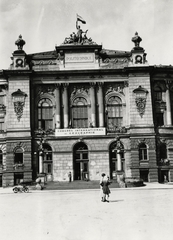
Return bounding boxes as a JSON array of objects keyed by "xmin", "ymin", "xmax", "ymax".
[{"xmin": 100, "ymin": 175, "xmax": 111, "ymax": 202}]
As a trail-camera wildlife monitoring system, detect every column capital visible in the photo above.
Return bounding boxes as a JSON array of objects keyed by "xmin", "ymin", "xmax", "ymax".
[
  {"xmin": 89, "ymin": 82, "xmax": 96, "ymax": 87},
  {"xmin": 55, "ymin": 83, "xmax": 61, "ymax": 89},
  {"xmin": 62, "ymin": 82, "xmax": 69, "ymax": 88},
  {"xmin": 97, "ymin": 82, "xmax": 104, "ymax": 87},
  {"xmin": 165, "ymin": 79, "xmax": 172, "ymax": 90}
]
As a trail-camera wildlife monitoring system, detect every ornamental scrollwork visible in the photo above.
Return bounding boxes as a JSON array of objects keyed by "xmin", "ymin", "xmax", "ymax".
[
  {"xmin": 133, "ymin": 86, "xmax": 148, "ymax": 118},
  {"xmin": 135, "ymin": 97, "xmax": 146, "ymax": 117},
  {"xmin": 13, "ymin": 101, "xmax": 25, "ymax": 121}
]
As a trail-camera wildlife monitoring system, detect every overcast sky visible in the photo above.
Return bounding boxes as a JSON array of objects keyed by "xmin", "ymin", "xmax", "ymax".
[{"xmin": 0, "ymin": 0, "xmax": 173, "ymax": 69}]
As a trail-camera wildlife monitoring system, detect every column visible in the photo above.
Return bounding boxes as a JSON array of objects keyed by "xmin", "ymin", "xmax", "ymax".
[
  {"xmin": 62, "ymin": 83, "xmax": 69, "ymax": 128},
  {"xmin": 116, "ymin": 150, "xmax": 122, "ymax": 171},
  {"xmin": 39, "ymin": 153, "xmax": 43, "ymax": 173},
  {"xmin": 97, "ymin": 83, "xmax": 104, "ymax": 127},
  {"xmin": 166, "ymin": 82, "xmax": 172, "ymax": 125},
  {"xmin": 90, "ymin": 83, "xmax": 96, "ymax": 127},
  {"xmin": 55, "ymin": 85, "xmax": 61, "ymax": 129}
]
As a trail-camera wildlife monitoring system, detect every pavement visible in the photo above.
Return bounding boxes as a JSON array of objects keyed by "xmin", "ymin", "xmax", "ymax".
[
  {"xmin": 1, "ymin": 184, "xmax": 173, "ymax": 240},
  {"xmin": 0, "ymin": 181, "xmax": 173, "ymax": 194}
]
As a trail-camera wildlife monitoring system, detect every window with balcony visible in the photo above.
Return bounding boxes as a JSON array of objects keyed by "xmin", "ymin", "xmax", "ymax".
[
  {"xmin": 38, "ymin": 98, "xmax": 53, "ymax": 130},
  {"xmin": 106, "ymin": 96, "xmax": 123, "ymax": 130},
  {"xmin": 139, "ymin": 143, "xmax": 148, "ymax": 161},
  {"xmin": 72, "ymin": 97, "xmax": 88, "ymax": 128}
]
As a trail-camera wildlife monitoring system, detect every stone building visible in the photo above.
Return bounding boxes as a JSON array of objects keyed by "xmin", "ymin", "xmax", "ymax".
[{"xmin": 0, "ymin": 25, "xmax": 173, "ymax": 187}]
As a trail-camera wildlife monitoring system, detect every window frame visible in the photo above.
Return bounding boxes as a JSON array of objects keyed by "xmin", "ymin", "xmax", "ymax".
[
  {"xmin": 38, "ymin": 98, "xmax": 53, "ymax": 130},
  {"xmin": 71, "ymin": 97, "xmax": 88, "ymax": 128},
  {"xmin": 139, "ymin": 143, "xmax": 148, "ymax": 161},
  {"xmin": 106, "ymin": 96, "xmax": 123, "ymax": 129}
]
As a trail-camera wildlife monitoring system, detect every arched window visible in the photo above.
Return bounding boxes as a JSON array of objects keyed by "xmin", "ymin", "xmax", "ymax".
[
  {"xmin": 14, "ymin": 148, "xmax": 23, "ymax": 164},
  {"xmin": 72, "ymin": 97, "xmax": 88, "ymax": 128},
  {"xmin": 154, "ymin": 85, "xmax": 162, "ymax": 101},
  {"xmin": 0, "ymin": 150, "xmax": 2, "ymax": 165},
  {"xmin": 38, "ymin": 98, "xmax": 53, "ymax": 130},
  {"xmin": 139, "ymin": 143, "xmax": 148, "ymax": 161},
  {"xmin": 107, "ymin": 96, "xmax": 123, "ymax": 128}
]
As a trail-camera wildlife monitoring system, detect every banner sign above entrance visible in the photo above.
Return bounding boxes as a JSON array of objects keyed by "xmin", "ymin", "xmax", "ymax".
[
  {"xmin": 65, "ymin": 53, "xmax": 94, "ymax": 63},
  {"xmin": 55, "ymin": 128, "xmax": 106, "ymax": 137}
]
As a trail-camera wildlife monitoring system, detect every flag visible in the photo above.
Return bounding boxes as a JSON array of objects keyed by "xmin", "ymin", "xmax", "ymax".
[{"xmin": 77, "ymin": 14, "xmax": 86, "ymax": 24}]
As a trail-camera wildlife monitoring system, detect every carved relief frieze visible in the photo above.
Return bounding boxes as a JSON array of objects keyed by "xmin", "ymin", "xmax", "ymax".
[
  {"xmin": 105, "ymin": 84, "xmax": 125, "ymax": 96},
  {"xmin": 31, "ymin": 59, "xmax": 59, "ymax": 66},
  {"xmin": 36, "ymin": 85, "xmax": 55, "ymax": 97},
  {"xmin": 131, "ymin": 138, "xmax": 155, "ymax": 150},
  {"xmin": 70, "ymin": 85, "xmax": 89, "ymax": 101},
  {"xmin": 101, "ymin": 58, "xmax": 130, "ymax": 69},
  {"xmin": 7, "ymin": 141, "xmax": 30, "ymax": 153}
]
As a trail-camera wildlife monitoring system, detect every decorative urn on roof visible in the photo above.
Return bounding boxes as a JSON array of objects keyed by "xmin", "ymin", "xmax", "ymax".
[
  {"xmin": 11, "ymin": 35, "xmax": 29, "ymax": 70},
  {"xmin": 15, "ymin": 35, "xmax": 26, "ymax": 51},
  {"xmin": 130, "ymin": 32, "xmax": 148, "ymax": 65},
  {"xmin": 131, "ymin": 32, "xmax": 142, "ymax": 49}
]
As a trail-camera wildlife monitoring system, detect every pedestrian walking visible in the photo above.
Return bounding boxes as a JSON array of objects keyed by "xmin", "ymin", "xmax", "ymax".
[
  {"xmin": 100, "ymin": 175, "xmax": 111, "ymax": 202},
  {"xmin": 100, "ymin": 173, "xmax": 105, "ymax": 201}
]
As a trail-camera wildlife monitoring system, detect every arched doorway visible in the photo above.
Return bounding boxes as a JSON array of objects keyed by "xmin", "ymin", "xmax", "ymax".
[
  {"xmin": 109, "ymin": 141, "xmax": 125, "ymax": 180},
  {"xmin": 73, "ymin": 142, "xmax": 89, "ymax": 180}
]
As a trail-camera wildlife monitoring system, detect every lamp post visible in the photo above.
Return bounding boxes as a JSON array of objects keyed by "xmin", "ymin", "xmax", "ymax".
[
  {"xmin": 113, "ymin": 136, "xmax": 126, "ymax": 187},
  {"xmin": 12, "ymin": 89, "xmax": 27, "ymax": 121},
  {"xmin": 35, "ymin": 128, "xmax": 52, "ymax": 184},
  {"xmin": 133, "ymin": 85, "xmax": 148, "ymax": 118}
]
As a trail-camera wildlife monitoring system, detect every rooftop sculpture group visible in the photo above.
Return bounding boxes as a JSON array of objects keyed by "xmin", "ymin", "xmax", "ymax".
[{"xmin": 63, "ymin": 14, "xmax": 96, "ymax": 45}]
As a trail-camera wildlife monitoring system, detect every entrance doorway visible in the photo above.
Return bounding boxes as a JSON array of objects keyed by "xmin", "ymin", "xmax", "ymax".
[
  {"xmin": 73, "ymin": 142, "xmax": 89, "ymax": 180},
  {"xmin": 140, "ymin": 169, "xmax": 149, "ymax": 182},
  {"xmin": 158, "ymin": 169, "xmax": 169, "ymax": 183},
  {"xmin": 14, "ymin": 173, "xmax": 24, "ymax": 185}
]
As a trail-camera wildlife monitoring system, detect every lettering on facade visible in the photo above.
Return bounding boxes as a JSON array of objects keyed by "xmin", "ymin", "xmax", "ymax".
[
  {"xmin": 65, "ymin": 53, "xmax": 94, "ymax": 63},
  {"xmin": 55, "ymin": 128, "xmax": 106, "ymax": 136}
]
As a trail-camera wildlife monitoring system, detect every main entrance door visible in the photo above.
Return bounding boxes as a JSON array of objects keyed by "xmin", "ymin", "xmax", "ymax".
[{"xmin": 73, "ymin": 142, "xmax": 89, "ymax": 180}]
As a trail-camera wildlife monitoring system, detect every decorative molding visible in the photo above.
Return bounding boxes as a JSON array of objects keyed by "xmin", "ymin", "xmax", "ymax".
[{"xmin": 37, "ymin": 85, "xmax": 55, "ymax": 97}]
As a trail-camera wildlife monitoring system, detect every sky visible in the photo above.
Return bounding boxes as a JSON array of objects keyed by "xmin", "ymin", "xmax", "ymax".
[{"xmin": 0, "ymin": 0, "xmax": 173, "ymax": 69}]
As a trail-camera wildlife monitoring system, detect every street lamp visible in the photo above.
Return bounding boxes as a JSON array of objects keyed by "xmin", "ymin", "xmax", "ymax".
[
  {"xmin": 12, "ymin": 89, "xmax": 27, "ymax": 121},
  {"xmin": 133, "ymin": 85, "xmax": 148, "ymax": 118}
]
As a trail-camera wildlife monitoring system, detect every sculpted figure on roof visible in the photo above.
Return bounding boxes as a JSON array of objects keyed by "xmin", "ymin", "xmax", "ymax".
[{"xmin": 63, "ymin": 15, "xmax": 96, "ymax": 45}]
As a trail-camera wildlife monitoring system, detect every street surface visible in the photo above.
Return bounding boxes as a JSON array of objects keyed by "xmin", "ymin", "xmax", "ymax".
[{"xmin": 1, "ymin": 186, "xmax": 173, "ymax": 240}]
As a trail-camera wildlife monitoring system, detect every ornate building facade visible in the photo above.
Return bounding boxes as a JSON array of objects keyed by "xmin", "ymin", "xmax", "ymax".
[{"xmin": 0, "ymin": 26, "xmax": 173, "ymax": 187}]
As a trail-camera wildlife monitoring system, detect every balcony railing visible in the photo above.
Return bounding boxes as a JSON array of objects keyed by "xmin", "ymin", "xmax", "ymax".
[
  {"xmin": 158, "ymin": 159, "xmax": 170, "ymax": 166},
  {"xmin": 13, "ymin": 163, "xmax": 24, "ymax": 170}
]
